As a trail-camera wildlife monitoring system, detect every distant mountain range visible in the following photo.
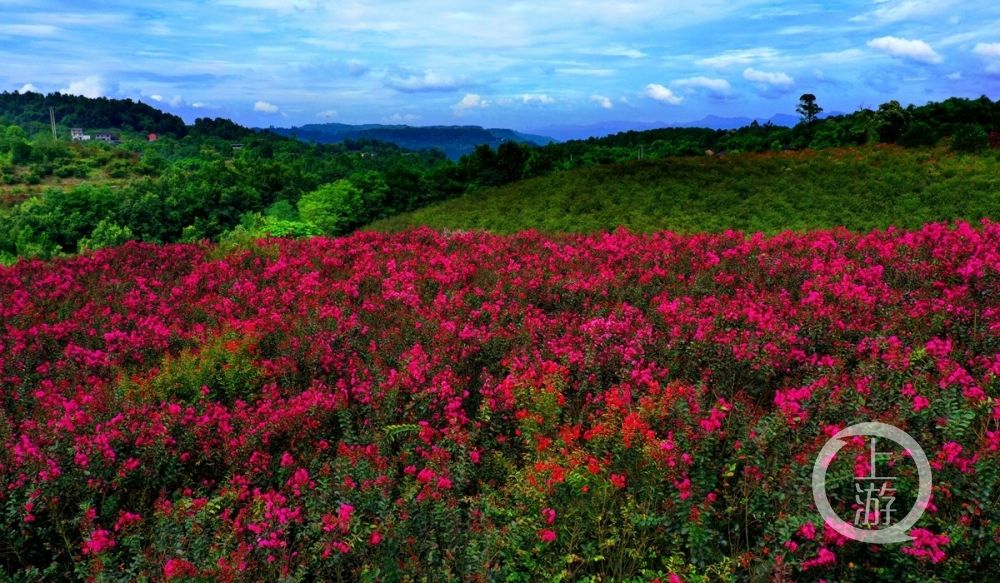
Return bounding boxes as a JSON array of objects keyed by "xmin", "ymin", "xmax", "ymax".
[
  {"xmin": 530, "ymin": 113, "xmax": 833, "ymax": 142},
  {"xmin": 268, "ymin": 123, "xmax": 556, "ymax": 159}
]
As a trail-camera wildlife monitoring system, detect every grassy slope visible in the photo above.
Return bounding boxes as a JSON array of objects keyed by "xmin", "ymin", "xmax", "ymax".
[{"xmin": 369, "ymin": 146, "xmax": 1000, "ymax": 234}]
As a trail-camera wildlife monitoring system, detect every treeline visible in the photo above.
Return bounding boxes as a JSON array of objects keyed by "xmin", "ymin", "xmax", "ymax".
[
  {"xmin": 2, "ymin": 92, "xmax": 1000, "ymax": 262},
  {"xmin": 535, "ymin": 96, "xmax": 1000, "ymax": 169},
  {"xmin": 0, "ymin": 91, "xmax": 188, "ymax": 138}
]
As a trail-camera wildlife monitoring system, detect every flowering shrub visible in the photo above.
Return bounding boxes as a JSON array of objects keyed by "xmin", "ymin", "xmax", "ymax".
[{"xmin": 1, "ymin": 223, "xmax": 998, "ymax": 581}]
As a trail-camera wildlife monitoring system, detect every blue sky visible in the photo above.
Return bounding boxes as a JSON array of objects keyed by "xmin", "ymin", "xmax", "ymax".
[{"xmin": 2, "ymin": 0, "xmax": 999, "ymax": 132}]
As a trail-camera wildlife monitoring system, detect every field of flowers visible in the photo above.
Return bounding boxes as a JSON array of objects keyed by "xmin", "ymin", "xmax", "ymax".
[{"xmin": 1, "ymin": 224, "xmax": 998, "ymax": 581}]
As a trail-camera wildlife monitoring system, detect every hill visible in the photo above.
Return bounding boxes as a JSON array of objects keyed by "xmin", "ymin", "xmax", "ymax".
[
  {"xmin": 270, "ymin": 123, "xmax": 555, "ymax": 159},
  {"xmin": 0, "ymin": 90, "xmax": 188, "ymax": 138},
  {"xmin": 369, "ymin": 146, "xmax": 1000, "ymax": 234}
]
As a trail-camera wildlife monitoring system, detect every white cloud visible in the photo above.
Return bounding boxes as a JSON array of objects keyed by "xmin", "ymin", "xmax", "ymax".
[
  {"xmin": 973, "ymin": 42, "xmax": 1000, "ymax": 58},
  {"xmin": 591, "ymin": 94, "xmax": 614, "ymax": 109},
  {"xmin": 867, "ymin": 36, "xmax": 942, "ymax": 64},
  {"xmin": 555, "ymin": 67, "xmax": 615, "ymax": 77},
  {"xmin": 973, "ymin": 42, "xmax": 1000, "ymax": 73},
  {"xmin": 254, "ymin": 100, "xmax": 280, "ymax": 113},
  {"xmin": 947, "ymin": 72, "xmax": 962, "ymax": 80},
  {"xmin": 385, "ymin": 70, "xmax": 465, "ymax": 93},
  {"xmin": 645, "ymin": 83, "xmax": 683, "ymax": 105},
  {"xmin": 696, "ymin": 47, "xmax": 779, "ymax": 68},
  {"xmin": 595, "ymin": 45, "xmax": 647, "ymax": 59},
  {"xmin": 156, "ymin": 95, "xmax": 183, "ymax": 107},
  {"xmin": 61, "ymin": 76, "xmax": 104, "ymax": 98},
  {"xmin": 191, "ymin": 102, "xmax": 209, "ymax": 109},
  {"xmin": 851, "ymin": 0, "xmax": 955, "ymax": 24},
  {"xmin": 386, "ymin": 112, "xmax": 421, "ymax": 123},
  {"xmin": 673, "ymin": 76, "xmax": 731, "ymax": 94},
  {"xmin": 742, "ymin": 68, "xmax": 794, "ymax": 86},
  {"xmin": 452, "ymin": 93, "xmax": 489, "ymax": 114},
  {"xmin": 217, "ymin": 0, "xmax": 320, "ymax": 10},
  {"xmin": 0, "ymin": 24, "xmax": 59, "ymax": 37},
  {"xmin": 318, "ymin": 109, "xmax": 338, "ymax": 119},
  {"xmin": 521, "ymin": 94, "xmax": 555, "ymax": 105},
  {"xmin": 17, "ymin": 83, "xmax": 39, "ymax": 94},
  {"xmin": 777, "ymin": 25, "xmax": 820, "ymax": 36}
]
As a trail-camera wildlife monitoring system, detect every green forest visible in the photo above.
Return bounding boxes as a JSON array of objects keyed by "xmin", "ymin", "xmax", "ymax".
[{"xmin": 2, "ymin": 91, "xmax": 1000, "ymax": 263}]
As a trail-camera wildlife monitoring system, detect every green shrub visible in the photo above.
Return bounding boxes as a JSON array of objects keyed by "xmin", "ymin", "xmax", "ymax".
[
  {"xmin": 951, "ymin": 124, "xmax": 989, "ymax": 153},
  {"xmin": 145, "ymin": 334, "xmax": 261, "ymax": 405}
]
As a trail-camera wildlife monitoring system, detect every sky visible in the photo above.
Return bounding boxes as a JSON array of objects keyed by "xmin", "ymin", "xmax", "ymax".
[{"xmin": 2, "ymin": 0, "xmax": 1000, "ymax": 133}]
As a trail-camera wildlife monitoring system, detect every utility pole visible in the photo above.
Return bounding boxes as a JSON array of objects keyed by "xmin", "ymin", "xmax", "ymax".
[{"xmin": 49, "ymin": 107, "xmax": 57, "ymax": 140}]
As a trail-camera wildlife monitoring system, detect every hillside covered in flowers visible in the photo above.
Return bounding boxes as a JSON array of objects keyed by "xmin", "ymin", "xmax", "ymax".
[{"xmin": 1, "ymin": 225, "xmax": 998, "ymax": 581}]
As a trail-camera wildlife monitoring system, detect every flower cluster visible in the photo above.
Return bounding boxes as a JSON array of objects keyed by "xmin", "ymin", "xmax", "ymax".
[{"xmin": 0, "ymin": 223, "xmax": 998, "ymax": 580}]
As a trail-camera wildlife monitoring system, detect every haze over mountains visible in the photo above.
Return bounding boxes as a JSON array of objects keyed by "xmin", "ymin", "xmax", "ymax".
[
  {"xmin": 268, "ymin": 123, "xmax": 556, "ymax": 159},
  {"xmin": 265, "ymin": 112, "xmax": 825, "ymax": 155}
]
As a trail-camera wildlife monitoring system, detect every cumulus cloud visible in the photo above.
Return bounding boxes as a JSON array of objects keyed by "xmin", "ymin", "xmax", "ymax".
[
  {"xmin": 191, "ymin": 102, "xmax": 209, "ymax": 109},
  {"xmin": 61, "ymin": 76, "xmax": 104, "ymax": 98},
  {"xmin": 591, "ymin": 94, "xmax": 614, "ymax": 109},
  {"xmin": 318, "ymin": 109, "xmax": 338, "ymax": 119},
  {"xmin": 673, "ymin": 76, "xmax": 732, "ymax": 95},
  {"xmin": 452, "ymin": 93, "xmax": 489, "ymax": 114},
  {"xmin": 254, "ymin": 100, "xmax": 280, "ymax": 113},
  {"xmin": 867, "ymin": 36, "xmax": 942, "ymax": 64},
  {"xmin": 521, "ymin": 94, "xmax": 555, "ymax": 105},
  {"xmin": 743, "ymin": 68, "xmax": 794, "ymax": 86},
  {"xmin": 645, "ymin": 83, "xmax": 683, "ymax": 105},
  {"xmin": 17, "ymin": 83, "xmax": 39, "ymax": 94},
  {"xmin": 386, "ymin": 70, "xmax": 466, "ymax": 93}
]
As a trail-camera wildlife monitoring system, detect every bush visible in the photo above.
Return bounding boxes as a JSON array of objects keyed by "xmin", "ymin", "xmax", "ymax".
[
  {"xmin": 1, "ymin": 227, "xmax": 998, "ymax": 580},
  {"xmin": 297, "ymin": 179, "xmax": 366, "ymax": 235},
  {"xmin": 78, "ymin": 219, "xmax": 136, "ymax": 252},
  {"xmin": 898, "ymin": 121, "xmax": 939, "ymax": 148},
  {"xmin": 951, "ymin": 124, "xmax": 989, "ymax": 153}
]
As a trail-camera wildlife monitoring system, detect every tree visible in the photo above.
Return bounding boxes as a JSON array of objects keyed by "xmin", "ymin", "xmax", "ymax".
[
  {"xmin": 950, "ymin": 124, "xmax": 989, "ymax": 153},
  {"xmin": 898, "ymin": 120, "xmax": 939, "ymax": 148},
  {"xmin": 78, "ymin": 219, "xmax": 135, "ymax": 252},
  {"xmin": 297, "ymin": 179, "xmax": 365, "ymax": 235},
  {"xmin": 796, "ymin": 94, "xmax": 823, "ymax": 124},
  {"xmin": 875, "ymin": 100, "xmax": 908, "ymax": 143}
]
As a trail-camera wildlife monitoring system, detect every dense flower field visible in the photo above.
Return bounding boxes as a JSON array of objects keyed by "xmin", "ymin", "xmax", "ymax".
[{"xmin": 1, "ymin": 224, "xmax": 998, "ymax": 581}]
